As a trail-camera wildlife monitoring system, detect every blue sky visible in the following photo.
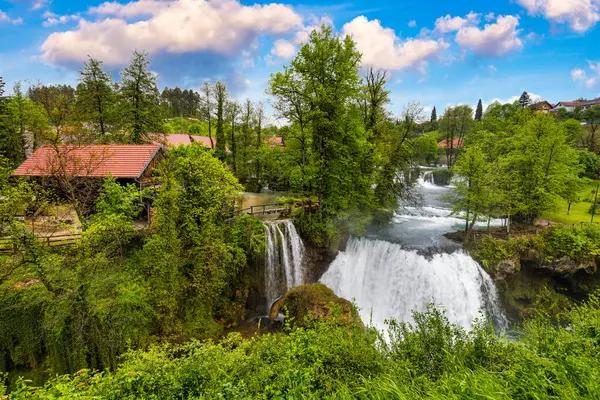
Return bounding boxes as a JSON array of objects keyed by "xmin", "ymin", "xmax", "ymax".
[{"xmin": 1, "ymin": 0, "xmax": 600, "ymax": 119}]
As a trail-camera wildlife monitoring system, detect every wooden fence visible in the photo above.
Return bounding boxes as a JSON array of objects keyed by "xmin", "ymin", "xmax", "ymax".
[
  {"xmin": 0, "ymin": 233, "xmax": 81, "ymax": 253},
  {"xmin": 225, "ymin": 201, "xmax": 320, "ymax": 222}
]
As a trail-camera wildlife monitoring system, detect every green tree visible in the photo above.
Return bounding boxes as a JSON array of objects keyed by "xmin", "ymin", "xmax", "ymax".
[
  {"xmin": 201, "ymin": 82, "xmax": 214, "ymax": 149},
  {"xmin": 475, "ymin": 99, "xmax": 483, "ymax": 121},
  {"xmin": 214, "ymin": 81, "xmax": 228, "ymax": 160},
  {"xmin": 120, "ymin": 51, "xmax": 163, "ymax": 143},
  {"xmin": 518, "ymin": 91, "xmax": 531, "ymax": 109},
  {"xmin": 76, "ymin": 57, "xmax": 119, "ymax": 137},
  {"xmin": 269, "ymin": 25, "xmax": 373, "ymax": 234},
  {"xmin": 430, "ymin": 106, "xmax": 437, "ymax": 122},
  {"xmin": 440, "ymin": 105, "xmax": 473, "ymax": 167},
  {"xmin": 452, "ymin": 145, "xmax": 490, "ymax": 240},
  {"xmin": 226, "ymin": 100, "xmax": 241, "ymax": 176},
  {"xmin": 582, "ymin": 105, "xmax": 600, "ymax": 153}
]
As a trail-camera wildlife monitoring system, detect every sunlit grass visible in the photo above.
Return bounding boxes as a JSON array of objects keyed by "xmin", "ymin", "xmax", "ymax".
[{"xmin": 544, "ymin": 180, "xmax": 600, "ymax": 225}]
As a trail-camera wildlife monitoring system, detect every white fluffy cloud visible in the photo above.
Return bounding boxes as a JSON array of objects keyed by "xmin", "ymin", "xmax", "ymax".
[
  {"xmin": 41, "ymin": 0, "xmax": 303, "ymax": 66},
  {"xmin": 88, "ymin": 0, "xmax": 170, "ymax": 18},
  {"xmin": 408, "ymin": 20, "xmax": 417, "ymax": 28},
  {"xmin": 0, "ymin": 9, "xmax": 23, "ymax": 24},
  {"xmin": 42, "ymin": 11, "xmax": 80, "ymax": 27},
  {"xmin": 517, "ymin": 0, "xmax": 600, "ymax": 32},
  {"xmin": 572, "ymin": 61, "xmax": 600, "ymax": 88},
  {"xmin": 267, "ymin": 15, "xmax": 333, "ymax": 62},
  {"xmin": 434, "ymin": 12, "xmax": 479, "ymax": 33},
  {"xmin": 271, "ymin": 39, "xmax": 296, "ymax": 59},
  {"xmin": 342, "ymin": 16, "xmax": 448, "ymax": 71},
  {"xmin": 455, "ymin": 15, "xmax": 523, "ymax": 56}
]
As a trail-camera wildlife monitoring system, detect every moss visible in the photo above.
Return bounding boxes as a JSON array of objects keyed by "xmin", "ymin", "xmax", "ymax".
[{"xmin": 270, "ymin": 284, "xmax": 360, "ymax": 327}]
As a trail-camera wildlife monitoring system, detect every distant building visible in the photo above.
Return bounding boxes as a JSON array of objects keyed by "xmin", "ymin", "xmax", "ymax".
[
  {"xmin": 264, "ymin": 137, "xmax": 284, "ymax": 147},
  {"xmin": 529, "ymin": 101, "xmax": 554, "ymax": 113},
  {"xmin": 154, "ymin": 134, "xmax": 230, "ymax": 153},
  {"xmin": 438, "ymin": 138, "xmax": 464, "ymax": 149},
  {"xmin": 551, "ymin": 97, "xmax": 600, "ymax": 113}
]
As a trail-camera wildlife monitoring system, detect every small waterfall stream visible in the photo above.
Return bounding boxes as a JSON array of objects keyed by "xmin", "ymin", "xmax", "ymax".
[{"xmin": 264, "ymin": 220, "xmax": 307, "ymax": 309}]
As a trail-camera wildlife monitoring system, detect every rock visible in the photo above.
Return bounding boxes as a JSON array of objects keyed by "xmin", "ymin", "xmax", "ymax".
[
  {"xmin": 538, "ymin": 256, "xmax": 596, "ymax": 275},
  {"xmin": 494, "ymin": 257, "xmax": 520, "ymax": 280},
  {"xmin": 269, "ymin": 283, "xmax": 359, "ymax": 326}
]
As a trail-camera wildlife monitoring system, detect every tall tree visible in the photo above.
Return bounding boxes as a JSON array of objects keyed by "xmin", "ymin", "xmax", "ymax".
[
  {"xmin": 214, "ymin": 81, "xmax": 228, "ymax": 160},
  {"xmin": 430, "ymin": 106, "xmax": 437, "ymax": 122},
  {"xmin": 475, "ymin": 99, "xmax": 483, "ymax": 121},
  {"xmin": 120, "ymin": 51, "xmax": 163, "ymax": 143},
  {"xmin": 518, "ymin": 91, "xmax": 531, "ymax": 109},
  {"xmin": 28, "ymin": 83, "xmax": 76, "ymax": 142},
  {"xmin": 76, "ymin": 57, "xmax": 118, "ymax": 137},
  {"xmin": 226, "ymin": 100, "xmax": 241, "ymax": 175},
  {"xmin": 582, "ymin": 105, "xmax": 600, "ymax": 153},
  {"xmin": 255, "ymin": 102, "xmax": 265, "ymax": 189},
  {"xmin": 361, "ymin": 67, "xmax": 390, "ymax": 137},
  {"xmin": 269, "ymin": 25, "xmax": 372, "ymax": 225},
  {"xmin": 440, "ymin": 105, "xmax": 474, "ymax": 167},
  {"xmin": 200, "ymin": 82, "xmax": 214, "ymax": 149}
]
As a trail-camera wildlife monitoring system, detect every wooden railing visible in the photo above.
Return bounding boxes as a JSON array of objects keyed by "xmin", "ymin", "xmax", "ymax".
[
  {"xmin": 225, "ymin": 201, "xmax": 321, "ymax": 222},
  {"xmin": 0, "ymin": 233, "xmax": 81, "ymax": 253}
]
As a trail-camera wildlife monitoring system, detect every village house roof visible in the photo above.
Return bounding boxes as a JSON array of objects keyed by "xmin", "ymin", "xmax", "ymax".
[
  {"xmin": 438, "ymin": 138, "xmax": 464, "ymax": 149},
  {"xmin": 264, "ymin": 137, "xmax": 284, "ymax": 147},
  {"xmin": 530, "ymin": 101, "xmax": 554, "ymax": 110},
  {"xmin": 553, "ymin": 97, "xmax": 600, "ymax": 109},
  {"xmin": 154, "ymin": 134, "xmax": 231, "ymax": 153},
  {"xmin": 13, "ymin": 144, "xmax": 162, "ymax": 179}
]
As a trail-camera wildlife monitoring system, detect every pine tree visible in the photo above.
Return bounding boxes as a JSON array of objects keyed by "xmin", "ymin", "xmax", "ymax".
[
  {"xmin": 214, "ymin": 81, "xmax": 228, "ymax": 160},
  {"xmin": 120, "ymin": 51, "xmax": 163, "ymax": 143},
  {"xmin": 475, "ymin": 99, "xmax": 483, "ymax": 121},
  {"xmin": 518, "ymin": 91, "xmax": 531, "ymax": 109},
  {"xmin": 76, "ymin": 57, "xmax": 118, "ymax": 137},
  {"xmin": 0, "ymin": 77, "xmax": 5, "ymax": 98},
  {"xmin": 430, "ymin": 106, "xmax": 437, "ymax": 122}
]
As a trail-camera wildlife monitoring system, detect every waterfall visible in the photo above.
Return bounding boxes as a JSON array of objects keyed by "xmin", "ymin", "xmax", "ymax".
[
  {"xmin": 320, "ymin": 237, "xmax": 507, "ymax": 332},
  {"xmin": 264, "ymin": 220, "xmax": 307, "ymax": 309}
]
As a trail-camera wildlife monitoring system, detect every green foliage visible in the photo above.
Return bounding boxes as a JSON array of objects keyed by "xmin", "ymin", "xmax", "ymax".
[
  {"xmin": 75, "ymin": 57, "xmax": 119, "ymax": 137},
  {"xmin": 541, "ymin": 224, "xmax": 600, "ymax": 263},
  {"xmin": 120, "ymin": 51, "xmax": 163, "ymax": 143},
  {"xmin": 413, "ymin": 132, "xmax": 440, "ymax": 165},
  {"xmin": 10, "ymin": 292, "xmax": 600, "ymax": 399}
]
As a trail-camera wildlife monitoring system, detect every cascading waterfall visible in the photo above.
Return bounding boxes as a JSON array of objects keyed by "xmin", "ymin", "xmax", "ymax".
[
  {"xmin": 321, "ymin": 237, "xmax": 507, "ymax": 331},
  {"xmin": 264, "ymin": 220, "xmax": 307, "ymax": 309}
]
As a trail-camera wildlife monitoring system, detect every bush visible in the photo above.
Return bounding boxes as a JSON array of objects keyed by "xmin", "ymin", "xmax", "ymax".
[{"xmin": 10, "ymin": 292, "xmax": 600, "ymax": 398}]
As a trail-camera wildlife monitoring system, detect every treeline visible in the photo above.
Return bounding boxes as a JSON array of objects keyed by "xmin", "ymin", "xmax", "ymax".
[
  {"xmin": 442, "ymin": 103, "xmax": 599, "ymax": 238},
  {"xmin": 0, "ymin": 52, "xmax": 169, "ymax": 165}
]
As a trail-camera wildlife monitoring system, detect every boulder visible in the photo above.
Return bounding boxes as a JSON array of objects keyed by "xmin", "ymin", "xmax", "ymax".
[{"xmin": 269, "ymin": 283, "xmax": 359, "ymax": 326}]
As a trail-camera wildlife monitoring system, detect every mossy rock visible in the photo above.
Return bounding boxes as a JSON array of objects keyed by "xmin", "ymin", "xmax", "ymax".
[{"xmin": 269, "ymin": 284, "xmax": 360, "ymax": 326}]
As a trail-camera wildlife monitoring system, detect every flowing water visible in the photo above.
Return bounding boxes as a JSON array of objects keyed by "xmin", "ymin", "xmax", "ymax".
[
  {"xmin": 320, "ymin": 167, "xmax": 508, "ymax": 331},
  {"xmin": 264, "ymin": 220, "xmax": 307, "ymax": 309}
]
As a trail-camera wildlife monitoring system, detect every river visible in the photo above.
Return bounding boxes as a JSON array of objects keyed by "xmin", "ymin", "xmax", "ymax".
[{"xmin": 320, "ymin": 167, "xmax": 507, "ymax": 331}]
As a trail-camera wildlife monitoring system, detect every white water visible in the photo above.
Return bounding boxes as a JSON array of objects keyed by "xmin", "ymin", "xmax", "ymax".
[
  {"xmin": 320, "ymin": 168, "xmax": 508, "ymax": 331},
  {"xmin": 264, "ymin": 220, "xmax": 307, "ymax": 309},
  {"xmin": 321, "ymin": 237, "xmax": 506, "ymax": 331}
]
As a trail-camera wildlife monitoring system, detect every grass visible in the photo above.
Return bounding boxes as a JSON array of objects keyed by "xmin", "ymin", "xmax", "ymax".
[{"xmin": 544, "ymin": 180, "xmax": 600, "ymax": 225}]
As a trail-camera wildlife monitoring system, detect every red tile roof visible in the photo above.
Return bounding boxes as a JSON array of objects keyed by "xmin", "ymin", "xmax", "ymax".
[
  {"xmin": 265, "ymin": 137, "xmax": 284, "ymax": 146},
  {"xmin": 438, "ymin": 138, "xmax": 464, "ymax": 149},
  {"xmin": 13, "ymin": 144, "xmax": 162, "ymax": 178},
  {"xmin": 153, "ymin": 134, "xmax": 230, "ymax": 152}
]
